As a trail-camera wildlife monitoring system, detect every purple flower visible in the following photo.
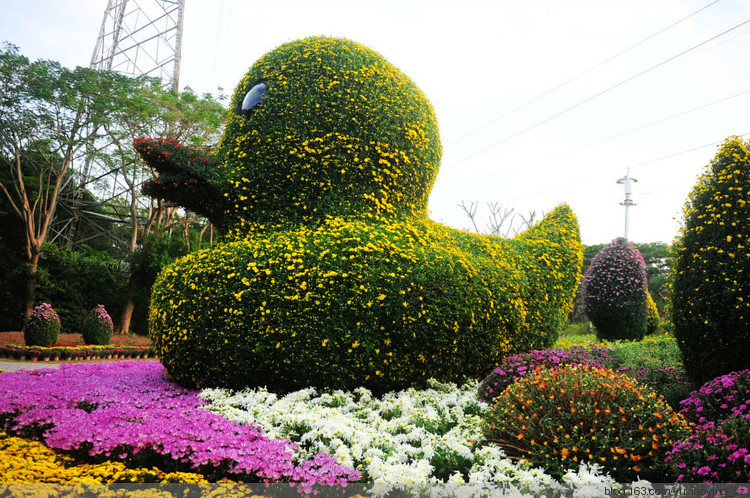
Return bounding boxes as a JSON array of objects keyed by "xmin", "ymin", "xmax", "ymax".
[
  {"xmin": 697, "ymin": 466, "xmax": 711, "ymax": 476},
  {"xmin": 681, "ymin": 370, "xmax": 750, "ymax": 425}
]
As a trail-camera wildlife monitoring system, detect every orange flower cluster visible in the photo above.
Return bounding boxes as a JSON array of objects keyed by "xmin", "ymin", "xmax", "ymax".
[{"xmin": 481, "ymin": 364, "xmax": 691, "ymax": 482}]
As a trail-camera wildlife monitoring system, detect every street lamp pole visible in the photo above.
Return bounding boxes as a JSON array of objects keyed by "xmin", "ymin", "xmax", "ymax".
[{"xmin": 617, "ymin": 169, "xmax": 638, "ymax": 239}]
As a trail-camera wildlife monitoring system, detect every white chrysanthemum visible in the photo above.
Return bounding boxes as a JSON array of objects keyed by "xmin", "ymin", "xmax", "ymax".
[{"xmin": 199, "ymin": 379, "xmax": 637, "ymax": 489}]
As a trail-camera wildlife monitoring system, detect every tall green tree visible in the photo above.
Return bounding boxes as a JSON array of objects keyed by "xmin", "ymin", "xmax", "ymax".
[
  {"xmin": 0, "ymin": 44, "xmax": 113, "ymax": 317},
  {"xmin": 106, "ymin": 86, "xmax": 226, "ymax": 334},
  {"xmin": 0, "ymin": 44, "xmax": 226, "ymax": 329}
]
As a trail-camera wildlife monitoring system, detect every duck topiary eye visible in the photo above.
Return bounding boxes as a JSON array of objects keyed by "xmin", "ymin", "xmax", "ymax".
[{"xmin": 241, "ymin": 82, "xmax": 267, "ymax": 113}]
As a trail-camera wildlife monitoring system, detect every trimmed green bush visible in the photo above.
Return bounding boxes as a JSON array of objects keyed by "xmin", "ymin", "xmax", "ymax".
[
  {"xmin": 671, "ymin": 136, "xmax": 750, "ymax": 386},
  {"xmin": 582, "ymin": 237, "xmax": 648, "ymax": 341},
  {"xmin": 23, "ymin": 303, "xmax": 61, "ymax": 347},
  {"xmin": 141, "ymin": 37, "xmax": 583, "ymax": 393},
  {"xmin": 482, "ymin": 364, "xmax": 691, "ymax": 482},
  {"xmin": 81, "ymin": 305, "xmax": 114, "ymax": 345}
]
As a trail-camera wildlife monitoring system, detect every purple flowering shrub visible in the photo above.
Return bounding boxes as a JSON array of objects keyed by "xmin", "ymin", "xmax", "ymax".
[
  {"xmin": 23, "ymin": 303, "xmax": 61, "ymax": 347},
  {"xmin": 0, "ymin": 361, "xmax": 360, "ymax": 484},
  {"xmin": 477, "ymin": 345, "xmax": 618, "ymax": 404},
  {"xmin": 666, "ymin": 415, "xmax": 750, "ymax": 483},
  {"xmin": 81, "ymin": 305, "xmax": 114, "ymax": 345},
  {"xmin": 582, "ymin": 238, "xmax": 649, "ymax": 342},
  {"xmin": 665, "ymin": 370, "xmax": 750, "ymax": 483},
  {"xmin": 678, "ymin": 369, "xmax": 750, "ymax": 424}
]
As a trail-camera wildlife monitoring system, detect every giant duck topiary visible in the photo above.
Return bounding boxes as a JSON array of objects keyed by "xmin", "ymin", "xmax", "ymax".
[{"xmin": 135, "ymin": 36, "xmax": 583, "ymax": 393}]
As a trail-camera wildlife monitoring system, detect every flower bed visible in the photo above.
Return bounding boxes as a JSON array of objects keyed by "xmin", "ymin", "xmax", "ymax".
[
  {"xmin": 0, "ymin": 429, "xmax": 209, "ymax": 483},
  {"xmin": 0, "ymin": 344, "xmax": 154, "ymax": 361},
  {"xmin": 1, "ymin": 337, "xmax": 748, "ymax": 489},
  {"xmin": 0, "ymin": 361, "xmax": 359, "ymax": 484}
]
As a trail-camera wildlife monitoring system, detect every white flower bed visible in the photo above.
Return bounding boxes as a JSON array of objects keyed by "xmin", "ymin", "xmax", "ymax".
[{"xmin": 199, "ymin": 378, "xmax": 638, "ymax": 494}]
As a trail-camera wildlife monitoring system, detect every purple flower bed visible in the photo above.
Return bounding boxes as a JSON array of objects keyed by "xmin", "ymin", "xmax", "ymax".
[
  {"xmin": 665, "ymin": 370, "xmax": 750, "ymax": 483},
  {"xmin": 0, "ymin": 361, "xmax": 360, "ymax": 484},
  {"xmin": 477, "ymin": 345, "xmax": 618, "ymax": 404}
]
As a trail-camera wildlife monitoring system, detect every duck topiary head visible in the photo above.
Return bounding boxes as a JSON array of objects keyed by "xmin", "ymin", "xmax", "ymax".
[{"xmin": 215, "ymin": 36, "xmax": 442, "ymax": 234}]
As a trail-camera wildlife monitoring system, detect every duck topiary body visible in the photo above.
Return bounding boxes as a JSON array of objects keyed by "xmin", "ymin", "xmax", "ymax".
[{"xmin": 137, "ymin": 36, "xmax": 583, "ymax": 393}]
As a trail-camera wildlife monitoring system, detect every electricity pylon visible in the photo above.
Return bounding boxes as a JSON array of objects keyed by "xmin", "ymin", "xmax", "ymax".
[
  {"xmin": 51, "ymin": 0, "xmax": 187, "ymax": 249},
  {"xmin": 90, "ymin": 0, "xmax": 185, "ymax": 92}
]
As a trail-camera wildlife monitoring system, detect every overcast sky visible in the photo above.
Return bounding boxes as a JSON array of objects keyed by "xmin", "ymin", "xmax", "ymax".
[{"xmin": 1, "ymin": 0, "xmax": 749, "ymax": 245}]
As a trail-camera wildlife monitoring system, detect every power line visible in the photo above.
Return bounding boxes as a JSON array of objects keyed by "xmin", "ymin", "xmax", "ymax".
[
  {"xmin": 629, "ymin": 131, "xmax": 750, "ymax": 170},
  {"xmin": 505, "ymin": 132, "xmax": 750, "ymax": 204},
  {"xmin": 447, "ymin": 0, "xmax": 722, "ymax": 147},
  {"xmin": 447, "ymin": 17, "xmax": 750, "ymax": 170},
  {"xmin": 560, "ymin": 88, "xmax": 750, "ymax": 156}
]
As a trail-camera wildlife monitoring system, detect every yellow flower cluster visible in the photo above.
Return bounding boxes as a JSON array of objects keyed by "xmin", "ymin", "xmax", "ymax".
[
  {"xmin": 671, "ymin": 136, "xmax": 750, "ymax": 385},
  {"xmin": 148, "ymin": 37, "xmax": 583, "ymax": 393},
  {"xmin": 0, "ymin": 430, "xmax": 208, "ymax": 483}
]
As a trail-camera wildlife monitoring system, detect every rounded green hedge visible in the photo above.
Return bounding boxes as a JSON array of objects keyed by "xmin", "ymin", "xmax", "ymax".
[
  {"xmin": 671, "ymin": 136, "xmax": 750, "ymax": 386},
  {"xmin": 146, "ymin": 37, "xmax": 583, "ymax": 393},
  {"xmin": 582, "ymin": 238, "xmax": 648, "ymax": 341}
]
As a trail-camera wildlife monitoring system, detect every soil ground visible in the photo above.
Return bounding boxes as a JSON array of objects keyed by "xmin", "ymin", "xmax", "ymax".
[{"xmin": 0, "ymin": 331, "xmax": 152, "ymax": 348}]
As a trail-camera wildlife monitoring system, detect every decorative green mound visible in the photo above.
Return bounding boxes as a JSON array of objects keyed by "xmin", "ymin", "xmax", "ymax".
[
  {"xmin": 140, "ymin": 37, "xmax": 583, "ymax": 392},
  {"xmin": 671, "ymin": 136, "xmax": 750, "ymax": 386},
  {"xmin": 482, "ymin": 364, "xmax": 690, "ymax": 482}
]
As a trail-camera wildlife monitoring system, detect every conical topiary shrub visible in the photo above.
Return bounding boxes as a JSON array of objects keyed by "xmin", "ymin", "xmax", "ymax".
[
  {"xmin": 645, "ymin": 292, "xmax": 661, "ymax": 335},
  {"xmin": 581, "ymin": 237, "xmax": 648, "ymax": 341},
  {"xmin": 81, "ymin": 305, "xmax": 113, "ymax": 345},
  {"xmin": 23, "ymin": 303, "xmax": 61, "ymax": 347},
  {"xmin": 671, "ymin": 136, "xmax": 750, "ymax": 386}
]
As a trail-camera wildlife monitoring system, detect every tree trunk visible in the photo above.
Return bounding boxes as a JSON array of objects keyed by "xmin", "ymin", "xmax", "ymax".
[
  {"xmin": 117, "ymin": 277, "xmax": 137, "ymax": 335},
  {"xmin": 23, "ymin": 249, "xmax": 41, "ymax": 318}
]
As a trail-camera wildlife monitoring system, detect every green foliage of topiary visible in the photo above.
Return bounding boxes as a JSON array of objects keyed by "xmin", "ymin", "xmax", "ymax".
[
  {"xmin": 151, "ymin": 206, "xmax": 582, "ymax": 393},
  {"xmin": 141, "ymin": 37, "xmax": 583, "ymax": 393},
  {"xmin": 645, "ymin": 292, "xmax": 661, "ymax": 335},
  {"xmin": 582, "ymin": 238, "xmax": 648, "ymax": 342},
  {"xmin": 23, "ymin": 303, "xmax": 61, "ymax": 346},
  {"xmin": 81, "ymin": 305, "xmax": 114, "ymax": 345},
  {"xmin": 482, "ymin": 364, "xmax": 691, "ymax": 482},
  {"xmin": 671, "ymin": 136, "xmax": 750, "ymax": 386}
]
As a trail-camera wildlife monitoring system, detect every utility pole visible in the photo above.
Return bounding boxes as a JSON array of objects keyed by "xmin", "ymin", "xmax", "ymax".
[{"xmin": 617, "ymin": 168, "xmax": 637, "ymax": 240}]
